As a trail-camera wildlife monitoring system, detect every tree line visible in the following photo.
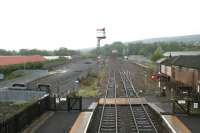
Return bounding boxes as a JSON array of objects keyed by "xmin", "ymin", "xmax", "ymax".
[
  {"xmin": 0, "ymin": 47, "xmax": 80, "ymax": 56},
  {"xmin": 91, "ymin": 41, "xmax": 200, "ymax": 61}
]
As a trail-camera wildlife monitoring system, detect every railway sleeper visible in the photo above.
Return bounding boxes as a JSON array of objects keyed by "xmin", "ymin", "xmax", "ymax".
[
  {"xmin": 101, "ymin": 124, "xmax": 115, "ymax": 128},
  {"xmin": 139, "ymin": 128, "xmax": 155, "ymax": 132},
  {"xmin": 100, "ymin": 127, "xmax": 116, "ymax": 132}
]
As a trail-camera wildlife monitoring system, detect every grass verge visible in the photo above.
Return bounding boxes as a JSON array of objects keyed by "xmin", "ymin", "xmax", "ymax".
[
  {"xmin": 5, "ymin": 71, "xmax": 26, "ymax": 80},
  {"xmin": 77, "ymin": 74, "xmax": 98, "ymax": 97}
]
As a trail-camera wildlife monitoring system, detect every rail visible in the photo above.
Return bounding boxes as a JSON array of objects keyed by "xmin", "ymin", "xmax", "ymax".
[
  {"xmin": 123, "ymin": 70, "xmax": 158, "ymax": 133},
  {"xmin": 114, "ymin": 72, "xmax": 118, "ymax": 133},
  {"xmin": 120, "ymin": 71, "xmax": 139, "ymax": 133},
  {"xmin": 98, "ymin": 71, "xmax": 118, "ymax": 133}
]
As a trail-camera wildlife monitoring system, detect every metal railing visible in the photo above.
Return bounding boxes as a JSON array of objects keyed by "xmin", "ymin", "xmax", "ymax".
[{"xmin": 0, "ymin": 95, "xmax": 50, "ymax": 133}]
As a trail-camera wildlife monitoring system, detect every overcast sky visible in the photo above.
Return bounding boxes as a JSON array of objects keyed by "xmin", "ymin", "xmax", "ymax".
[{"xmin": 0, "ymin": 0, "xmax": 200, "ymax": 50}]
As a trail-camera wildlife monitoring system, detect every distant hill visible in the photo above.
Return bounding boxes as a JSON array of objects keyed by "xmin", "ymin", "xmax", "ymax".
[{"xmin": 139, "ymin": 34, "xmax": 200, "ymax": 43}]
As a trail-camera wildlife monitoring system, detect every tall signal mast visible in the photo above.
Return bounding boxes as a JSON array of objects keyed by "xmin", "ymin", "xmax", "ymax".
[{"xmin": 96, "ymin": 28, "xmax": 106, "ymax": 62}]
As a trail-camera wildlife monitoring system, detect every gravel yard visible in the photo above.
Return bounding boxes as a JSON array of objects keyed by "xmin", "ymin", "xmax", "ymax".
[
  {"xmin": 27, "ymin": 59, "xmax": 97, "ymax": 96},
  {"xmin": 125, "ymin": 59, "xmax": 172, "ymax": 113},
  {"xmin": 0, "ymin": 70, "xmax": 48, "ymax": 88}
]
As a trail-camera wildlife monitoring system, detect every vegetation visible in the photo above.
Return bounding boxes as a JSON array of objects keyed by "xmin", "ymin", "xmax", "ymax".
[
  {"xmin": 150, "ymin": 47, "xmax": 164, "ymax": 61},
  {"xmin": 80, "ymin": 52, "xmax": 96, "ymax": 59},
  {"xmin": 42, "ymin": 57, "xmax": 67, "ymax": 70},
  {"xmin": 77, "ymin": 73, "xmax": 98, "ymax": 97},
  {"xmin": 0, "ymin": 47, "xmax": 80, "ymax": 56},
  {"xmin": 0, "ymin": 62, "xmax": 43, "ymax": 76},
  {"xmin": 0, "ymin": 102, "xmax": 31, "ymax": 122},
  {"xmin": 0, "ymin": 57, "xmax": 67, "ymax": 76},
  {"xmin": 90, "ymin": 41, "xmax": 200, "ymax": 61},
  {"xmin": 5, "ymin": 71, "xmax": 26, "ymax": 80}
]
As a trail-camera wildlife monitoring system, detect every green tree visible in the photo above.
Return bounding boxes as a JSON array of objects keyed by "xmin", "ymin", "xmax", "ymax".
[
  {"xmin": 151, "ymin": 47, "xmax": 163, "ymax": 61},
  {"xmin": 54, "ymin": 47, "xmax": 69, "ymax": 56}
]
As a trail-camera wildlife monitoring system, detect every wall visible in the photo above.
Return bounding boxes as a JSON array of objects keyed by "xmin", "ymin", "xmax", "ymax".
[
  {"xmin": 174, "ymin": 66, "xmax": 199, "ymax": 89},
  {"xmin": 161, "ymin": 65, "xmax": 172, "ymax": 77},
  {"xmin": 160, "ymin": 63, "xmax": 200, "ymax": 90},
  {"xmin": 161, "ymin": 65, "xmax": 166, "ymax": 74}
]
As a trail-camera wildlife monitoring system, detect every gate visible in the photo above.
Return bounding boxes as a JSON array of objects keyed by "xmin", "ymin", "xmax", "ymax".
[
  {"xmin": 53, "ymin": 96, "xmax": 82, "ymax": 111},
  {"xmin": 67, "ymin": 96, "xmax": 82, "ymax": 111}
]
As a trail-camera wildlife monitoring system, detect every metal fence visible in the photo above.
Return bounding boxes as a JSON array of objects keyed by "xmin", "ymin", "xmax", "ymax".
[
  {"xmin": 67, "ymin": 96, "xmax": 82, "ymax": 111},
  {"xmin": 0, "ymin": 95, "xmax": 50, "ymax": 133},
  {"xmin": 173, "ymin": 99, "xmax": 200, "ymax": 115}
]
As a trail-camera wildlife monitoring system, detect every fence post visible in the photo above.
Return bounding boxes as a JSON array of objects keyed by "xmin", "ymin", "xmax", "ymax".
[
  {"xmin": 67, "ymin": 96, "xmax": 70, "ymax": 112},
  {"xmin": 172, "ymin": 99, "xmax": 175, "ymax": 114},
  {"xmin": 14, "ymin": 114, "xmax": 18, "ymax": 133},
  {"xmin": 187, "ymin": 101, "xmax": 190, "ymax": 115},
  {"xmin": 54, "ymin": 95, "xmax": 57, "ymax": 111},
  {"xmin": 79, "ymin": 96, "xmax": 82, "ymax": 111}
]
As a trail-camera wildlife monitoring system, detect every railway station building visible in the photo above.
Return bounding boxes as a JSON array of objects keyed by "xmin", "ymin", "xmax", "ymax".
[{"xmin": 159, "ymin": 55, "xmax": 200, "ymax": 114}]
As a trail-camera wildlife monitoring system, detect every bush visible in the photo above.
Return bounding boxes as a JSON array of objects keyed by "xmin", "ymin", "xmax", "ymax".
[
  {"xmin": 0, "ymin": 57, "xmax": 67, "ymax": 76},
  {"xmin": 0, "ymin": 62, "xmax": 43, "ymax": 75}
]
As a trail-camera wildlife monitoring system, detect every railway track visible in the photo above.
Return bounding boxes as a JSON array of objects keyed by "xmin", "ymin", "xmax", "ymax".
[
  {"xmin": 88, "ymin": 58, "xmax": 165, "ymax": 133},
  {"xmin": 96, "ymin": 70, "xmax": 159, "ymax": 133},
  {"xmin": 120, "ymin": 70, "xmax": 158, "ymax": 133},
  {"xmin": 98, "ymin": 71, "xmax": 118, "ymax": 133}
]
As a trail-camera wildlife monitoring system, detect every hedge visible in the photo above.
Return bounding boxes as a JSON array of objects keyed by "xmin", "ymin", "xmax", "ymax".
[{"xmin": 0, "ymin": 57, "xmax": 67, "ymax": 75}]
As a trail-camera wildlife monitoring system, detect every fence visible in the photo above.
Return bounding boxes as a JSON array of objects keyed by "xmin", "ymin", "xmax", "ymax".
[
  {"xmin": 173, "ymin": 99, "xmax": 200, "ymax": 115},
  {"xmin": 67, "ymin": 96, "xmax": 82, "ymax": 111},
  {"xmin": 0, "ymin": 95, "xmax": 50, "ymax": 133}
]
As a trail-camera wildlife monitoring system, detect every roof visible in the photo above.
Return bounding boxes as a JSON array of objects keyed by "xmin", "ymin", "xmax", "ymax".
[
  {"xmin": 156, "ymin": 58, "xmax": 167, "ymax": 64},
  {"xmin": 164, "ymin": 51, "xmax": 200, "ymax": 57},
  {"xmin": 161, "ymin": 55, "xmax": 200, "ymax": 69},
  {"xmin": 0, "ymin": 55, "xmax": 46, "ymax": 66}
]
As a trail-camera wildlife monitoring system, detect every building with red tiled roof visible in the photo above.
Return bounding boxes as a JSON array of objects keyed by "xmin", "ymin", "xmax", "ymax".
[{"xmin": 0, "ymin": 55, "xmax": 46, "ymax": 66}]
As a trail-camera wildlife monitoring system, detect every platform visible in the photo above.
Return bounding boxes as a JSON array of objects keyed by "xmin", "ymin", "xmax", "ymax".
[
  {"xmin": 148, "ymin": 103, "xmax": 191, "ymax": 133},
  {"xmin": 69, "ymin": 112, "xmax": 93, "ymax": 133},
  {"xmin": 148, "ymin": 102, "xmax": 166, "ymax": 114},
  {"xmin": 70, "ymin": 99, "xmax": 192, "ymax": 133},
  {"xmin": 69, "ymin": 102, "xmax": 97, "ymax": 133},
  {"xmin": 98, "ymin": 97, "xmax": 147, "ymax": 105},
  {"xmin": 162, "ymin": 115, "xmax": 191, "ymax": 133}
]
